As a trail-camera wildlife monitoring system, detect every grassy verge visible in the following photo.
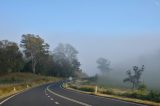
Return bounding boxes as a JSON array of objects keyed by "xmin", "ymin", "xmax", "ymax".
[
  {"xmin": 64, "ymin": 80, "xmax": 160, "ymax": 106},
  {"xmin": 0, "ymin": 72, "xmax": 61, "ymax": 99}
]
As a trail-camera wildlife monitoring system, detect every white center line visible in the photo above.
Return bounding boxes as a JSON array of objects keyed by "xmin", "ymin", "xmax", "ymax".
[
  {"xmin": 55, "ymin": 101, "xmax": 59, "ymax": 104},
  {"xmin": 50, "ymin": 98, "xmax": 54, "ymax": 100},
  {"xmin": 47, "ymin": 85, "xmax": 92, "ymax": 106},
  {"xmin": 48, "ymin": 96, "xmax": 50, "ymax": 97}
]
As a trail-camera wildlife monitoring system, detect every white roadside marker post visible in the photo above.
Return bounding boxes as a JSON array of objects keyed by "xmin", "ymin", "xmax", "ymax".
[
  {"xmin": 27, "ymin": 84, "xmax": 29, "ymax": 88},
  {"xmin": 95, "ymin": 86, "xmax": 97, "ymax": 94},
  {"xmin": 13, "ymin": 87, "xmax": 16, "ymax": 91}
]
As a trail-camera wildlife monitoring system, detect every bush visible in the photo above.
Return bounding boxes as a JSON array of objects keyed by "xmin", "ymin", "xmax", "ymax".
[
  {"xmin": 147, "ymin": 90, "xmax": 160, "ymax": 102},
  {"xmin": 122, "ymin": 90, "xmax": 148, "ymax": 100},
  {"xmin": 122, "ymin": 90, "xmax": 160, "ymax": 103},
  {"xmin": 138, "ymin": 84, "xmax": 147, "ymax": 91},
  {"xmin": 69, "ymin": 85, "xmax": 78, "ymax": 89},
  {"xmin": 78, "ymin": 86, "xmax": 95, "ymax": 92},
  {"xmin": 99, "ymin": 89, "xmax": 115, "ymax": 95},
  {"xmin": 69, "ymin": 84, "xmax": 95, "ymax": 92}
]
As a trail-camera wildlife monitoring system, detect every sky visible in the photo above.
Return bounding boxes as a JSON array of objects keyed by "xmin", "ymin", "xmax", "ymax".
[{"xmin": 0, "ymin": 0, "xmax": 160, "ymax": 75}]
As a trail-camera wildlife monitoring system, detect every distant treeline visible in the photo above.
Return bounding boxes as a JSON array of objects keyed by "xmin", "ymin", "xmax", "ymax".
[{"xmin": 0, "ymin": 34, "xmax": 85, "ymax": 77}]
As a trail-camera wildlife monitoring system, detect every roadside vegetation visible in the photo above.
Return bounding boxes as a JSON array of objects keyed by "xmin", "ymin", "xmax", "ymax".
[
  {"xmin": 64, "ymin": 58, "xmax": 160, "ymax": 106},
  {"xmin": 0, "ymin": 72, "xmax": 60, "ymax": 99},
  {"xmin": 66, "ymin": 79, "xmax": 160, "ymax": 106}
]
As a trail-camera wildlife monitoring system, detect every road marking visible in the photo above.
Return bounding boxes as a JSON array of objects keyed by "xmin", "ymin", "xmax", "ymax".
[
  {"xmin": 47, "ymin": 85, "xmax": 92, "ymax": 106},
  {"xmin": 0, "ymin": 92, "xmax": 20, "ymax": 105},
  {"xmin": 55, "ymin": 101, "xmax": 59, "ymax": 104},
  {"xmin": 61, "ymin": 83, "xmax": 146, "ymax": 106},
  {"xmin": 0, "ymin": 83, "xmax": 49, "ymax": 105},
  {"xmin": 48, "ymin": 95, "xmax": 50, "ymax": 97},
  {"xmin": 45, "ymin": 91, "xmax": 48, "ymax": 95},
  {"xmin": 50, "ymin": 98, "xmax": 54, "ymax": 100}
]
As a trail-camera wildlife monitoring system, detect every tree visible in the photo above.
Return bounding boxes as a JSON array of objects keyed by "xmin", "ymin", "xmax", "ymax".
[
  {"xmin": 0, "ymin": 40, "xmax": 24, "ymax": 73},
  {"xmin": 53, "ymin": 43, "xmax": 80, "ymax": 77},
  {"xmin": 123, "ymin": 65, "xmax": 144, "ymax": 89},
  {"xmin": 35, "ymin": 53, "xmax": 54, "ymax": 75},
  {"xmin": 20, "ymin": 34, "xmax": 49, "ymax": 74},
  {"xmin": 96, "ymin": 57, "xmax": 111, "ymax": 73}
]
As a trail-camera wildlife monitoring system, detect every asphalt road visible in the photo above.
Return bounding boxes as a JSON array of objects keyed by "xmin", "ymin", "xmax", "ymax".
[{"xmin": 0, "ymin": 81, "xmax": 147, "ymax": 106}]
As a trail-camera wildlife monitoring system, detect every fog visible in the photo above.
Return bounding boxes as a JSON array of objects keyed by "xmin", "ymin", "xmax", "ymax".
[
  {"xmin": 1, "ymin": 33, "xmax": 160, "ymax": 90},
  {"xmin": 47, "ymin": 34, "xmax": 160, "ymax": 72},
  {"xmin": 78, "ymin": 34, "xmax": 160, "ymax": 90},
  {"xmin": 45, "ymin": 33, "xmax": 160, "ymax": 90}
]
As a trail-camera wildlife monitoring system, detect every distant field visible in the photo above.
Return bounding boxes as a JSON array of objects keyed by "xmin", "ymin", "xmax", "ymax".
[{"xmin": 0, "ymin": 72, "xmax": 61, "ymax": 99}]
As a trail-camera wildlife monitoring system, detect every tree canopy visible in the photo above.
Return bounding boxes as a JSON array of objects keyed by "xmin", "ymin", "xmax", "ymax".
[
  {"xmin": 0, "ymin": 34, "xmax": 83, "ymax": 78},
  {"xmin": 20, "ymin": 34, "xmax": 49, "ymax": 74},
  {"xmin": 96, "ymin": 57, "xmax": 111, "ymax": 73},
  {"xmin": 0, "ymin": 40, "xmax": 23, "ymax": 73},
  {"xmin": 53, "ymin": 43, "xmax": 80, "ymax": 77}
]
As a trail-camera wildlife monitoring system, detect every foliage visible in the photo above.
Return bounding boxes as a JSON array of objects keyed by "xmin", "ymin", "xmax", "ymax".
[
  {"xmin": 0, "ymin": 40, "xmax": 24, "ymax": 73},
  {"xmin": 147, "ymin": 90, "xmax": 160, "ymax": 102},
  {"xmin": 20, "ymin": 34, "xmax": 49, "ymax": 74},
  {"xmin": 96, "ymin": 57, "xmax": 111, "ymax": 73},
  {"xmin": 52, "ymin": 43, "xmax": 81, "ymax": 77},
  {"xmin": 123, "ymin": 65, "xmax": 144, "ymax": 89},
  {"xmin": 0, "ymin": 34, "xmax": 84, "ymax": 78},
  {"xmin": 98, "ymin": 88, "xmax": 115, "ymax": 95},
  {"xmin": 69, "ymin": 84, "xmax": 95, "ymax": 92},
  {"xmin": 78, "ymin": 86, "xmax": 95, "ymax": 92},
  {"xmin": 138, "ymin": 83, "xmax": 147, "ymax": 92}
]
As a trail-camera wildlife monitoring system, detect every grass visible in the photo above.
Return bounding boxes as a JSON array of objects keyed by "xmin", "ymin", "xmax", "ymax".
[
  {"xmin": 65, "ymin": 80, "xmax": 160, "ymax": 106},
  {"xmin": 68, "ymin": 84, "xmax": 95, "ymax": 92},
  {"xmin": 0, "ymin": 72, "xmax": 61, "ymax": 99}
]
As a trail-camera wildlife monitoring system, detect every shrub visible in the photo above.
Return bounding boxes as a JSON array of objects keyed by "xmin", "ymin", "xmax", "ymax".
[
  {"xmin": 69, "ymin": 85, "xmax": 78, "ymax": 89},
  {"xmin": 78, "ymin": 86, "xmax": 95, "ymax": 92},
  {"xmin": 147, "ymin": 90, "xmax": 160, "ymax": 102},
  {"xmin": 99, "ymin": 89, "xmax": 115, "ymax": 95},
  {"xmin": 138, "ymin": 84, "xmax": 147, "ymax": 92},
  {"xmin": 122, "ymin": 90, "xmax": 147, "ymax": 100}
]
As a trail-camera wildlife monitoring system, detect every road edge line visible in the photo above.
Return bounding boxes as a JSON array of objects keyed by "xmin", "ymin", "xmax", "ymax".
[
  {"xmin": 0, "ymin": 92, "xmax": 21, "ymax": 105},
  {"xmin": 0, "ymin": 82, "xmax": 55, "ymax": 105},
  {"xmin": 46, "ymin": 84, "xmax": 92, "ymax": 106},
  {"xmin": 61, "ymin": 83, "xmax": 148, "ymax": 106}
]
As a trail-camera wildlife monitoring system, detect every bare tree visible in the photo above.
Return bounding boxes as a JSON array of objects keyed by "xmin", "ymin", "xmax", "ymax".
[{"xmin": 123, "ymin": 65, "xmax": 144, "ymax": 89}]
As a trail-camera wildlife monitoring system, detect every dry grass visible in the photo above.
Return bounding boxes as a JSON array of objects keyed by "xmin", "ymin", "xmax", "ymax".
[
  {"xmin": 66, "ymin": 81, "xmax": 160, "ymax": 106},
  {"xmin": 0, "ymin": 72, "xmax": 61, "ymax": 99}
]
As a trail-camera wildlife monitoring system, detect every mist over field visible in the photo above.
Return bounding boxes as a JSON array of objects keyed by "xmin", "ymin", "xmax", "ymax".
[
  {"xmin": 69, "ymin": 34, "xmax": 160, "ymax": 90},
  {"xmin": 36, "ymin": 33, "xmax": 160, "ymax": 90}
]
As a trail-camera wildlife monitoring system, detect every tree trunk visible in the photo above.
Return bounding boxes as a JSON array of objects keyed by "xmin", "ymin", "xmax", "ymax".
[
  {"xmin": 32, "ymin": 61, "xmax": 36, "ymax": 74},
  {"xmin": 31, "ymin": 53, "xmax": 36, "ymax": 74},
  {"xmin": 132, "ymin": 82, "xmax": 135, "ymax": 90}
]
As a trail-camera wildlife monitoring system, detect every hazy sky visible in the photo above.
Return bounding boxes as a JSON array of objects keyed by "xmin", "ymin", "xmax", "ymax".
[{"xmin": 0, "ymin": 0, "xmax": 160, "ymax": 75}]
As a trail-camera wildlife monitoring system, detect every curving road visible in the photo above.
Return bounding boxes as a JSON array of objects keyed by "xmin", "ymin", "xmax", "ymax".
[{"xmin": 0, "ymin": 81, "xmax": 147, "ymax": 106}]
